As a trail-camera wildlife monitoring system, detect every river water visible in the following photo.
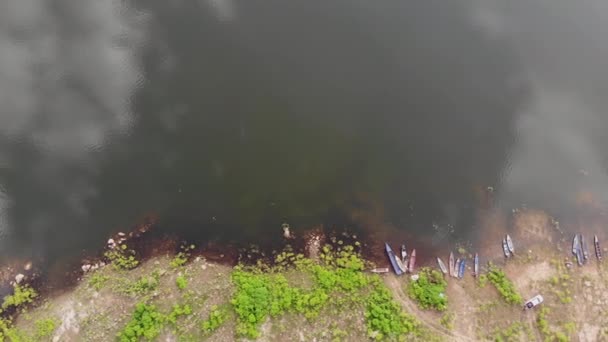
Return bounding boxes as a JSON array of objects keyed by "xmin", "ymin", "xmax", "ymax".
[{"xmin": 1, "ymin": 0, "xmax": 608, "ymax": 267}]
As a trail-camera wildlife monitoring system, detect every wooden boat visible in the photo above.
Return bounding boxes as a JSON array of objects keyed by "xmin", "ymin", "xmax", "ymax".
[
  {"xmin": 385, "ymin": 243, "xmax": 404, "ymax": 275},
  {"xmin": 401, "ymin": 244, "xmax": 408, "ymax": 263},
  {"xmin": 581, "ymin": 234, "xmax": 589, "ymax": 261},
  {"xmin": 395, "ymin": 256, "xmax": 407, "ymax": 274},
  {"xmin": 458, "ymin": 259, "xmax": 466, "ymax": 279},
  {"xmin": 576, "ymin": 243, "xmax": 584, "ymax": 266},
  {"xmin": 408, "ymin": 249, "xmax": 416, "ymax": 273},
  {"xmin": 454, "ymin": 258, "xmax": 460, "ymax": 277},
  {"xmin": 572, "ymin": 234, "xmax": 580, "ymax": 255},
  {"xmin": 474, "ymin": 253, "xmax": 479, "ymax": 277},
  {"xmin": 502, "ymin": 238, "xmax": 511, "ymax": 258},
  {"xmin": 506, "ymin": 234, "xmax": 514, "ymax": 254},
  {"xmin": 437, "ymin": 257, "xmax": 448, "ymax": 275},
  {"xmin": 370, "ymin": 268, "xmax": 389, "ymax": 274},
  {"xmin": 448, "ymin": 252, "xmax": 455, "ymax": 278},
  {"xmin": 595, "ymin": 235, "xmax": 602, "ymax": 261}
]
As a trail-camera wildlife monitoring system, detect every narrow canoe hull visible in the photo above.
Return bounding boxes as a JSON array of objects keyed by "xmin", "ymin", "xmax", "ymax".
[
  {"xmin": 454, "ymin": 258, "xmax": 460, "ymax": 277},
  {"xmin": 576, "ymin": 245, "xmax": 584, "ymax": 266},
  {"xmin": 370, "ymin": 268, "xmax": 389, "ymax": 274},
  {"xmin": 401, "ymin": 244, "xmax": 408, "ymax": 263},
  {"xmin": 581, "ymin": 234, "xmax": 589, "ymax": 261},
  {"xmin": 395, "ymin": 257, "xmax": 407, "ymax": 273},
  {"xmin": 502, "ymin": 239, "xmax": 511, "ymax": 258},
  {"xmin": 458, "ymin": 259, "xmax": 466, "ymax": 279},
  {"xmin": 474, "ymin": 253, "xmax": 479, "ymax": 277},
  {"xmin": 385, "ymin": 243, "xmax": 404, "ymax": 276},
  {"xmin": 408, "ymin": 249, "xmax": 417, "ymax": 273},
  {"xmin": 595, "ymin": 235, "xmax": 602, "ymax": 261},
  {"xmin": 437, "ymin": 257, "xmax": 448, "ymax": 275},
  {"xmin": 449, "ymin": 252, "xmax": 455, "ymax": 278},
  {"xmin": 573, "ymin": 234, "xmax": 580, "ymax": 255},
  {"xmin": 506, "ymin": 234, "xmax": 514, "ymax": 254}
]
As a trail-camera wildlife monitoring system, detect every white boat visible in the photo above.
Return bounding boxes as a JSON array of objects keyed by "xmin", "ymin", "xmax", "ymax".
[
  {"xmin": 448, "ymin": 252, "xmax": 455, "ymax": 278},
  {"xmin": 595, "ymin": 235, "xmax": 602, "ymax": 261},
  {"xmin": 454, "ymin": 258, "xmax": 460, "ymax": 277},
  {"xmin": 581, "ymin": 234, "xmax": 589, "ymax": 261},
  {"xmin": 506, "ymin": 234, "xmax": 514, "ymax": 254},
  {"xmin": 370, "ymin": 268, "xmax": 389, "ymax": 274},
  {"xmin": 502, "ymin": 238, "xmax": 511, "ymax": 258},
  {"xmin": 395, "ymin": 256, "xmax": 408, "ymax": 273},
  {"xmin": 572, "ymin": 234, "xmax": 580, "ymax": 255},
  {"xmin": 437, "ymin": 257, "xmax": 448, "ymax": 275}
]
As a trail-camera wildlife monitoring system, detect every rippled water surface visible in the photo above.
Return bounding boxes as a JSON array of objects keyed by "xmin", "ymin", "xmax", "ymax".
[{"xmin": 1, "ymin": 0, "xmax": 608, "ymax": 264}]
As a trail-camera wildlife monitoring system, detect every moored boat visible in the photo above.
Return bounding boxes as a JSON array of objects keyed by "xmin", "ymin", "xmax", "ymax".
[
  {"xmin": 502, "ymin": 238, "xmax": 511, "ymax": 258},
  {"xmin": 474, "ymin": 253, "xmax": 479, "ymax": 277},
  {"xmin": 458, "ymin": 258, "xmax": 466, "ymax": 279},
  {"xmin": 454, "ymin": 258, "xmax": 460, "ymax": 277},
  {"xmin": 395, "ymin": 256, "xmax": 407, "ymax": 273},
  {"xmin": 595, "ymin": 235, "xmax": 602, "ymax": 261},
  {"xmin": 401, "ymin": 244, "xmax": 408, "ymax": 263},
  {"xmin": 576, "ymin": 244, "xmax": 584, "ymax": 266},
  {"xmin": 573, "ymin": 234, "xmax": 580, "ymax": 255},
  {"xmin": 581, "ymin": 234, "xmax": 589, "ymax": 261},
  {"xmin": 408, "ymin": 249, "xmax": 416, "ymax": 273},
  {"xmin": 506, "ymin": 234, "xmax": 514, "ymax": 254},
  {"xmin": 385, "ymin": 243, "xmax": 404, "ymax": 275},
  {"xmin": 370, "ymin": 268, "xmax": 389, "ymax": 274},
  {"xmin": 437, "ymin": 257, "xmax": 448, "ymax": 275},
  {"xmin": 449, "ymin": 252, "xmax": 455, "ymax": 278}
]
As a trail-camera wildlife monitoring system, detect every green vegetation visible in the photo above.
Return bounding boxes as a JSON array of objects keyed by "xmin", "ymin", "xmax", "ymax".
[
  {"xmin": 201, "ymin": 305, "xmax": 228, "ymax": 334},
  {"xmin": 407, "ymin": 268, "xmax": 448, "ymax": 311},
  {"xmin": 166, "ymin": 304, "xmax": 193, "ymax": 326},
  {"xmin": 105, "ymin": 244, "xmax": 139, "ymax": 270},
  {"xmin": 176, "ymin": 275, "xmax": 188, "ymax": 290},
  {"xmin": 117, "ymin": 303, "xmax": 164, "ymax": 342},
  {"xmin": 439, "ymin": 312, "xmax": 454, "ymax": 330},
  {"xmin": 170, "ymin": 244, "xmax": 195, "ymax": 268},
  {"xmin": 366, "ymin": 277, "xmax": 420, "ymax": 340},
  {"xmin": 486, "ymin": 266, "xmax": 522, "ymax": 305},
  {"xmin": 230, "ymin": 245, "xmax": 424, "ymax": 340},
  {"xmin": 122, "ymin": 272, "xmax": 160, "ymax": 296},
  {"xmin": 488, "ymin": 321, "xmax": 526, "ymax": 342},
  {"xmin": 88, "ymin": 272, "xmax": 110, "ymax": 291},
  {"xmin": 35, "ymin": 317, "xmax": 59, "ymax": 339},
  {"xmin": 2, "ymin": 284, "xmax": 37, "ymax": 311},
  {"xmin": 536, "ymin": 307, "xmax": 569, "ymax": 342},
  {"xmin": 477, "ymin": 274, "xmax": 488, "ymax": 288}
]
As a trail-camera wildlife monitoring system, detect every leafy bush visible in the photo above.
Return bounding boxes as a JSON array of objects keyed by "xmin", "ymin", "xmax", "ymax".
[
  {"xmin": 2, "ymin": 284, "xmax": 37, "ymax": 310},
  {"xmin": 407, "ymin": 268, "xmax": 448, "ymax": 311},
  {"xmin": 176, "ymin": 275, "xmax": 188, "ymax": 290},
  {"xmin": 486, "ymin": 266, "xmax": 522, "ymax": 305},
  {"xmin": 35, "ymin": 317, "xmax": 60, "ymax": 338},
  {"xmin": 166, "ymin": 303, "xmax": 192, "ymax": 326},
  {"xmin": 88, "ymin": 273, "xmax": 110, "ymax": 291},
  {"xmin": 117, "ymin": 303, "xmax": 164, "ymax": 342},
  {"xmin": 123, "ymin": 272, "xmax": 160, "ymax": 296},
  {"xmin": 365, "ymin": 277, "xmax": 420, "ymax": 340},
  {"xmin": 170, "ymin": 244, "xmax": 195, "ymax": 268},
  {"xmin": 105, "ymin": 244, "xmax": 139, "ymax": 270},
  {"xmin": 201, "ymin": 305, "xmax": 228, "ymax": 334}
]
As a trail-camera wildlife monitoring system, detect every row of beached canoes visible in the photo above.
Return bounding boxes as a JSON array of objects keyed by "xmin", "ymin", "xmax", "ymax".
[
  {"xmin": 383, "ymin": 243, "xmax": 416, "ymax": 275},
  {"xmin": 572, "ymin": 233, "xmax": 602, "ymax": 266}
]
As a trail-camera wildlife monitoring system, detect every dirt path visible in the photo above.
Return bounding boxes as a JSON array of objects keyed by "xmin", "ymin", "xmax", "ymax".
[{"xmin": 385, "ymin": 276, "xmax": 475, "ymax": 342}]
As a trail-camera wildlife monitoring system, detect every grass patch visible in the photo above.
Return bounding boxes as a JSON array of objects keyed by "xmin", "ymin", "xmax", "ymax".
[
  {"xmin": 201, "ymin": 305, "xmax": 228, "ymax": 335},
  {"xmin": 105, "ymin": 244, "xmax": 139, "ymax": 270},
  {"xmin": 35, "ymin": 317, "xmax": 60, "ymax": 339},
  {"xmin": 487, "ymin": 266, "xmax": 522, "ymax": 305},
  {"xmin": 407, "ymin": 267, "xmax": 448, "ymax": 311},
  {"xmin": 176, "ymin": 275, "xmax": 188, "ymax": 291},
  {"xmin": 88, "ymin": 272, "xmax": 110, "ymax": 291}
]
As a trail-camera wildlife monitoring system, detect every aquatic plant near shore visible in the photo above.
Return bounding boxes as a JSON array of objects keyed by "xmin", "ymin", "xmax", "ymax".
[
  {"xmin": 1, "ymin": 284, "xmax": 37, "ymax": 311},
  {"xmin": 105, "ymin": 244, "xmax": 139, "ymax": 270}
]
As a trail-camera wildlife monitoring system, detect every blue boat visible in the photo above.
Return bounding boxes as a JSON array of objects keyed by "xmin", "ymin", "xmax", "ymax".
[
  {"xmin": 458, "ymin": 258, "xmax": 466, "ymax": 279},
  {"xmin": 385, "ymin": 243, "xmax": 404, "ymax": 275}
]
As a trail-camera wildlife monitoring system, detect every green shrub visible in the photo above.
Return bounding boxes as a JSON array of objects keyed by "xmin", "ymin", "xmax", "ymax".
[
  {"xmin": 2, "ymin": 284, "xmax": 37, "ymax": 310},
  {"xmin": 35, "ymin": 317, "xmax": 60, "ymax": 338},
  {"xmin": 88, "ymin": 273, "xmax": 110, "ymax": 291},
  {"xmin": 105, "ymin": 244, "xmax": 139, "ymax": 270},
  {"xmin": 176, "ymin": 275, "xmax": 188, "ymax": 290},
  {"xmin": 117, "ymin": 303, "xmax": 164, "ymax": 341},
  {"xmin": 365, "ymin": 277, "xmax": 420, "ymax": 340},
  {"xmin": 407, "ymin": 268, "xmax": 448, "ymax": 311},
  {"xmin": 487, "ymin": 266, "xmax": 522, "ymax": 305},
  {"xmin": 166, "ymin": 304, "xmax": 192, "ymax": 326},
  {"xmin": 201, "ymin": 305, "xmax": 228, "ymax": 334},
  {"xmin": 123, "ymin": 272, "xmax": 160, "ymax": 296}
]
